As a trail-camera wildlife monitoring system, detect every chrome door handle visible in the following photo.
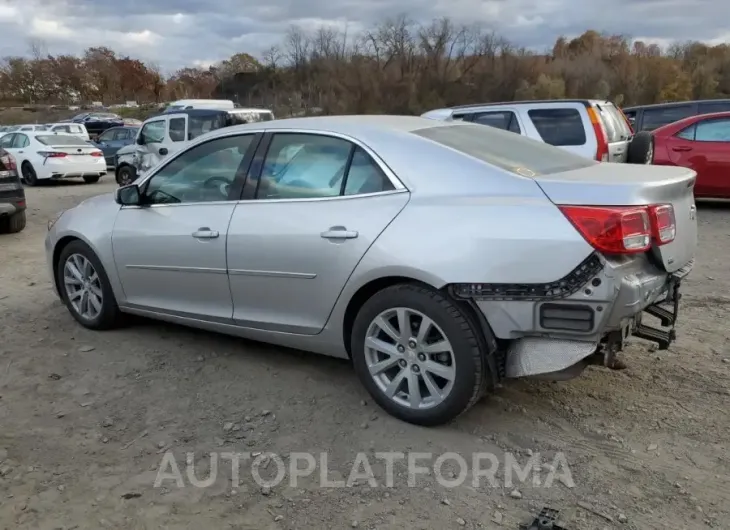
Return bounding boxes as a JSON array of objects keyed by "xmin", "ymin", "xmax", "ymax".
[
  {"xmin": 320, "ymin": 227, "xmax": 358, "ymax": 239},
  {"xmin": 192, "ymin": 227, "xmax": 219, "ymax": 239}
]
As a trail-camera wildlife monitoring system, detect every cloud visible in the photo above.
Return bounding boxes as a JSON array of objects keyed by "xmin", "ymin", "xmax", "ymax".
[{"xmin": 0, "ymin": 0, "xmax": 727, "ymax": 72}]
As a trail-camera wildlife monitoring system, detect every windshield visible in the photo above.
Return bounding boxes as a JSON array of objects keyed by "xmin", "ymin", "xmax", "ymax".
[
  {"xmin": 36, "ymin": 135, "xmax": 90, "ymax": 146},
  {"xmin": 413, "ymin": 123, "xmax": 596, "ymax": 176}
]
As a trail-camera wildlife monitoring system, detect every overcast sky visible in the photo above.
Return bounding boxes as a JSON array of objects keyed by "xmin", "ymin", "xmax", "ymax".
[{"xmin": 0, "ymin": 0, "xmax": 728, "ymax": 74}]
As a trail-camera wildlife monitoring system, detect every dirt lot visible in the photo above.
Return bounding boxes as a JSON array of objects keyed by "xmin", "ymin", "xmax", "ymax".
[{"xmin": 0, "ymin": 178, "xmax": 728, "ymax": 530}]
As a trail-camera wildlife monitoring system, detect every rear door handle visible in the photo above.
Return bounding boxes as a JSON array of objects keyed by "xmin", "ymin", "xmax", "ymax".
[
  {"xmin": 321, "ymin": 227, "xmax": 358, "ymax": 239},
  {"xmin": 672, "ymin": 146, "xmax": 692, "ymax": 152},
  {"xmin": 192, "ymin": 227, "xmax": 219, "ymax": 239}
]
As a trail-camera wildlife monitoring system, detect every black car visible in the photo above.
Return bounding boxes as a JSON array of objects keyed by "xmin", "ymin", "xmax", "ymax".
[
  {"xmin": 0, "ymin": 148, "xmax": 26, "ymax": 234},
  {"xmin": 71, "ymin": 112, "xmax": 125, "ymax": 139},
  {"xmin": 623, "ymin": 99, "xmax": 730, "ymax": 132}
]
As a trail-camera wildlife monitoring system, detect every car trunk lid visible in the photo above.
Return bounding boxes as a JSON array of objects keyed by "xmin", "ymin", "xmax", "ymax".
[{"xmin": 533, "ymin": 163, "xmax": 697, "ymax": 273}]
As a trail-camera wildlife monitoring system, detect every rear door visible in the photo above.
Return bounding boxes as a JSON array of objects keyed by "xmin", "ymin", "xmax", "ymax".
[
  {"xmin": 665, "ymin": 117, "xmax": 730, "ymax": 198},
  {"xmin": 594, "ymin": 102, "xmax": 632, "ymax": 163}
]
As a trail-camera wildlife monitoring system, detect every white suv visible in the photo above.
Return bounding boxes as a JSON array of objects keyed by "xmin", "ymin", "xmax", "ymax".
[{"xmin": 422, "ymin": 99, "xmax": 645, "ymax": 163}]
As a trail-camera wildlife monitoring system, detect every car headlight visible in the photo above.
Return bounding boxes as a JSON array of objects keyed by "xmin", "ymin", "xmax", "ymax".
[{"xmin": 48, "ymin": 210, "xmax": 66, "ymax": 231}]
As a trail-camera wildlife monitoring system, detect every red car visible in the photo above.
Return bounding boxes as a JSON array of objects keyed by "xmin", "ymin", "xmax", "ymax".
[{"xmin": 651, "ymin": 111, "xmax": 730, "ymax": 198}]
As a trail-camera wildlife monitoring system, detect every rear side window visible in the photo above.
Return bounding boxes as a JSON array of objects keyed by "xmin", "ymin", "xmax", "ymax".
[
  {"xmin": 698, "ymin": 101, "xmax": 730, "ymax": 114},
  {"xmin": 472, "ymin": 111, "xmax": 521, "ymax": 134},
  {"xmin": 642, "ymin": 105, "xmax": 694, "ymax": 131},
  {"xmin": 694, "ymin": 118, "xmax": 730, "ymax": 142},
  {"xmin": 527, "ymin": 108, "xmax": 586, "ymax": 146},
  {"xmin": 70, "ymin": 125, "xmax": 84, "ymax": 133},
  {"xmin": 413, "ymin": 124, "xmax": 595, "ymax": 177}
]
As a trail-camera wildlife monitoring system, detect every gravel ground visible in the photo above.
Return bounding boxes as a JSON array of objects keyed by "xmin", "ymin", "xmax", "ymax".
[{"xmin": 0, "ymin": 177, "xmax": 728, "ymax": 530}]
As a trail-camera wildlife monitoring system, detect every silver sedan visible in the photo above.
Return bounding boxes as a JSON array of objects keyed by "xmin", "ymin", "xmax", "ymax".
[{"xmin": 45, "ymin": 115, "xmax": 697, "ymax": 425}]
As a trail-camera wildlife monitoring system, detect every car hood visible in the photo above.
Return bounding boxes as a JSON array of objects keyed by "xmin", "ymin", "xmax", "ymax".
[{"xmin": 77, "ymin": 192, "xmax": 116, "ymax": 210}]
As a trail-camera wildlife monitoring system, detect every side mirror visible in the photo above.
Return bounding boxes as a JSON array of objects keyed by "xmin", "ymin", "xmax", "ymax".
[
  {"xmin": 114, "ymin": 184, "xmax": 141, "ymax": 206},
  {"xmin": 136, "ymin": 135, "xmax": 145, "ymax": 145}
]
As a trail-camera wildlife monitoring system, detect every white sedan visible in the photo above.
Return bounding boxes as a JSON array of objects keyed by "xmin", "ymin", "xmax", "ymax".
[{"xmin": 0, "ymin": 131, "xmax": 106, "ymax": 186}]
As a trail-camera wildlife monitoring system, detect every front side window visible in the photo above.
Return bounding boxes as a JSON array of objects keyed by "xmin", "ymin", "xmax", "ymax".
[
  {"xmin": 140, "ymin": 120, "xmax": 165, "ymax": 144},
  {"xmin": 698, "ymin": 101, "xmax": 730, "ymax": 114},
  {"xmin": 256, "ymin": 134, "xmax": 394, "ymax": 200},
  {"xmin": 527, "ymin": 108, "xmax": 587, "ymax": 146},
  {"xmin": 168, "ymin": 117, "xmax": 186, "ymax": 142},
  {"xmin": 53, "ymin": 125, "xmax": 71, "ymax": 133},
  {"xmin": 0, "ymin": 134, "xmax": 14, "ymax": 148},
  {"xmin": 142, "ymin": 134, "xmax": 255, "ymax": 205}
]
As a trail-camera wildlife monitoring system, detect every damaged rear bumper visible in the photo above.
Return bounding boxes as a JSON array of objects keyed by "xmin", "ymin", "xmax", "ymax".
[{"xmin": 459, "ymin": 254, "xmax": 693, "ymax": 379}]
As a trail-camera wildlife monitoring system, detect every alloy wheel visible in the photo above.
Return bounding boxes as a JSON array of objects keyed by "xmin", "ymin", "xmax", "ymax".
[
  {"xmin": 364, "ymin": 307, "xmax": 456, "ymax": 410},
  {"xmin": 63, "ymin": 253, "xmax": 103, "ymax": 321}
]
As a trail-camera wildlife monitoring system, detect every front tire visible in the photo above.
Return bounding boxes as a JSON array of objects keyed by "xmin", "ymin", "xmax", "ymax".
[
  {"xmin": 0, "ymin": 210, "xmax": 26, "ymax": 234},
  {"xmin": 351, "ymin": 284, "xmax": 490, "ymax": 426},
  {"xmin": 83, "ymin": 175, "xmax": 101, "ymax": 184},
  {"xmin": 56, "ymin": 240, "xmax": 123, "ymax": 330},
  {"xmin": 21, "ymin": 162, "xmax": 38, "ymax": 186}
]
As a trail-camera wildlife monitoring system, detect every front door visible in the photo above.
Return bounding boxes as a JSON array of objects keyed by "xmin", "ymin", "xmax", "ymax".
[
  {"xmin": 112, "ymin": 132, "xmax": 259, "ymax": 320},
  {"xmin": 226, "ymin": 132, "xmax": 409, "ymax": 334}
]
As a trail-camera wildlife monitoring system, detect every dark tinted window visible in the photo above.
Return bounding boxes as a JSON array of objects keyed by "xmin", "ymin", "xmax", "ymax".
[
  {"xmin": 527, "ymin": 108, "xmax": 586, "ymax": 146},
  {"xmin": 642, "ymin": 105, "xmax": 694, "ymax": 131},
  {"xmin": 694, "ymin": 118, "xmax": 730, "ymax": 142},
  {"xmin": 472, "ymin": 111, "xmax": 521, "ymax": 133},
  {"xmin": 698, "ymin": 101, "xmax": 730, "ymax": 114}
]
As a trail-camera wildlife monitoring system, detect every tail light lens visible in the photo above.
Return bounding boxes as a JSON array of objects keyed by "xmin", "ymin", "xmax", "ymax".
[
  {"xmin": 649, "ymin": 204, "xmax": 676, "ymax": 244},
  {"xmin": 560, "ymin": 204, "xmax": 677, "ymax": 254},
  {"xmin": 0, "ymin": 153, "xmax": 16, "ymax": 171},
  {"xmin": 38, "ymin": 151, "xmax": 67, "ymax": 158},
  {"xmin": 90, "ymin": 151, "xmax": 103, "ymax": 157},
  {"xmin": 586, "ymin": 107, "xmax": 609, "ymax": 162},
  {"xmin": 559, "ymin": 205, "xmax": 651, "ymax": 254}
]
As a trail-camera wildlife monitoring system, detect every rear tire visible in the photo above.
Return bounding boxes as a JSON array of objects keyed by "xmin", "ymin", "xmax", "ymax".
[
  {"xmin": 56, "ymin": 240, "xmax": 123, "ymax": 330},
  {"xmin": 116, "ymin": 165, "xmax": 136, "ymax": 186},
  {"xmin": 627, "ymin": 131, "xmax": 654, "ymax": 164},
  {"xmin": 0, "ymin": 210, "xmax": 26, "ymax": 234},
  {"xmin": 21, "ymin": 162, "xmax": 38, "ymax": 186},
  {"xmin": 83, "ymin": 175, "xmax": 100, "ymax": 184},
  {"xmin": 350, "ymin": 284, "xmax": 490, "ymax": 426}
]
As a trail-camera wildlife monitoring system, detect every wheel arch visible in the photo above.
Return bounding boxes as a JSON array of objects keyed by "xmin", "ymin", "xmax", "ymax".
[{"xmin": 341, "ymin": 274, "xmax": 500, "ymax": 382}]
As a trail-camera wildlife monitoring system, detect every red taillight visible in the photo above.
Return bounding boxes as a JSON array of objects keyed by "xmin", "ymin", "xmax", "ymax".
[
  {"xmin": 559, "ymin": 205, "xmax": 651, "ymax": 254},
  {"xmin": 91, "ymin": 151, "xmax": 103, "ymax": 157},
  {"xmin": 648, "ymin": 204, "xmax": 676, "ymax": 245},
  {"xmin": 586, "ymin": 107, "xmax": 609, "ymax": 162},
  {"xmin": 38, "ymin": 151, "xmax": 67, "ymax": 158},
  {"xmin": 0, "ymin": 154, "xmax": 16, "ymax": 171}
]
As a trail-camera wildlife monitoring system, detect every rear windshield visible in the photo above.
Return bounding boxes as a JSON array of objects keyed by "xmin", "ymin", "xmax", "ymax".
[
  {"xmin": 36, "ymin": 135, "xmax": 89, "ymax": 146},
  {"xmin": 414, "ymin": 124, "xmax": 596, "ymax": 176}
]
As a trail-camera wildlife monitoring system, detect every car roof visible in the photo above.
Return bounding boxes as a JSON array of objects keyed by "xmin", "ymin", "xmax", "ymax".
[
  {"xmin": 623, "ymin": 99, "xmax": 730, "ymax": 112},
  {"xmin": 203, "ymin": 115, "xmax": 452, "ymax": 139},
  {"xmin": 653, "ymin": 110, "xmax": 730, "ymax": 133}
]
